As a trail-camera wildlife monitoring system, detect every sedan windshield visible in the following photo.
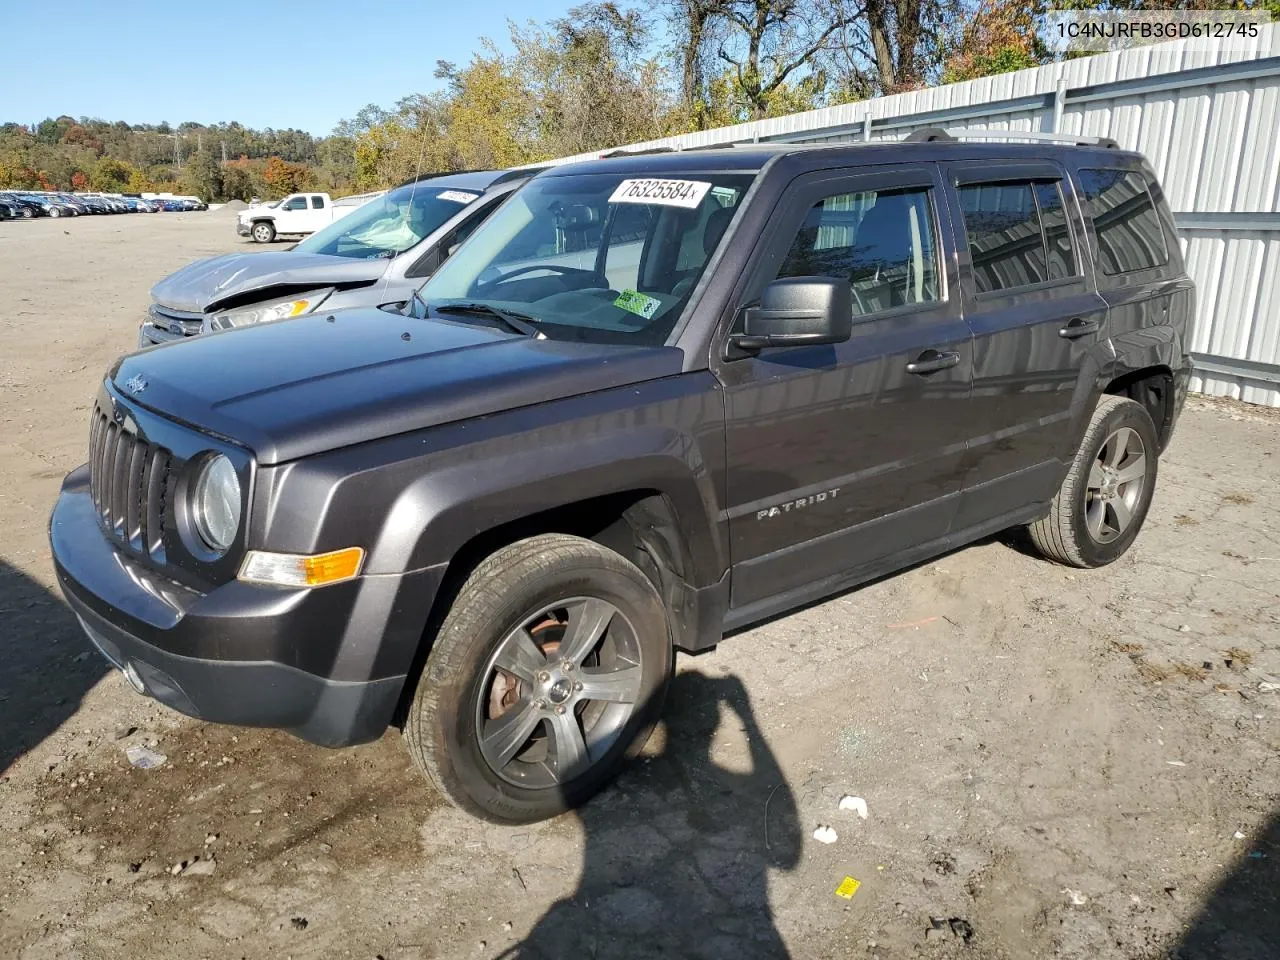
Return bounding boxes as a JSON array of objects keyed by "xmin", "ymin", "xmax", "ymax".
[
  {"xmin": 295, "ymin": 181, "xmax": 483, "ymax": 260},
  {"xmin": 421, "ymin": 171, "xmax": 754, "ymax": 345}
]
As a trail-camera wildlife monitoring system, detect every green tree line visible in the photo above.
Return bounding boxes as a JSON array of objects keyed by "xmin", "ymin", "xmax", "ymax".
[{"xmin": 3, "ymin": 0, "xmax": 1274, "ymax": 199}]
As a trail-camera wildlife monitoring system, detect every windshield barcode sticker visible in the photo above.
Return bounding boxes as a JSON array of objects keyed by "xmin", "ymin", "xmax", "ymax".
[
  {"xmin": 437, "ymin": 190, "xmax": 480, "ymax": 204},
  {"xmin": 609, "ymin": 179, "xmax": 712, "ymax": 209},
  {"xmin": 614, "ymin": 289, "xmax": 662, "ymax": 319}
]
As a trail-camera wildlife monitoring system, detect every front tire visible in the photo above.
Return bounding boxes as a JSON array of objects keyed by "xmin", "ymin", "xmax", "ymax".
[
  {"xmin": 1029, "ymin": 395, "xmax": 1159, "ymax": 568},
  {"xmin": 48, "ymin": 207, "xmax": 61, "ymax": 218},
  {"xmin": 251, "ymin": 221, "xmax": 275, "ymax": 243},
  {"xmin": 405, "ymin": 534, "xmax": 672, "ymax": 823}
]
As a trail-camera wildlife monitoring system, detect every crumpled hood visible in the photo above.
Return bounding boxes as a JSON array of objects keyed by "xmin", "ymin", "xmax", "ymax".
[
  {"xmin": 112, "ymin": 307, "xmax": 684, "ymax": 464},
  {"xmin": 150, "ymin": 252, "xmax": 388, "ymax": 314}
]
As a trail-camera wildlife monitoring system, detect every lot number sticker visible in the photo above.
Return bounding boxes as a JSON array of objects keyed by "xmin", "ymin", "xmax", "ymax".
[
  {"xmin": 609, "ymin": 178, "xmax": 712, "ymax": 209},
  {"xmin": 437, "ymin": 190, "xmax": 480, "ymax": 204}
]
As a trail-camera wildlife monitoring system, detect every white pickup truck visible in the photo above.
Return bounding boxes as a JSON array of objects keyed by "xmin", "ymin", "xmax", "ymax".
[{"xmin": 236, "ymin": 192, "xmax": 375, "ymax": 243}]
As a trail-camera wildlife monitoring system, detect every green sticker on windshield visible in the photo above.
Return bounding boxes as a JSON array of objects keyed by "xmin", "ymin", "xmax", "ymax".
[{"xmin": 614, "ymin": 289, "xmax": 661, "ymax": 320}]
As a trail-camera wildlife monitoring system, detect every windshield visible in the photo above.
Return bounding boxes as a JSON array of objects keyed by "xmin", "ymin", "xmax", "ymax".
[
  {"xmin": 294, "ymin": 181, "xmax": 483, "ymax": 260},
  {"xmin": 421, "ymin": 171, "xmax": 754, "ymax": 345}
]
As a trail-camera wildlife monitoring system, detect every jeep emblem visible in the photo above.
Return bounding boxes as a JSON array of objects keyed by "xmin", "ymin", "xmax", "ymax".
[{"xmin": 124, "ymin": 373, "xmax": 148, "ymax": 395}]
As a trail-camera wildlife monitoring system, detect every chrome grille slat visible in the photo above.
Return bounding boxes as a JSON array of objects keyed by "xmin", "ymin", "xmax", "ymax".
[
  {"xmin": 100, "ymin": 421, "xmax": 119, "ymax": 524},
  {"xmin": 144, "ymin": 449, "xmax": 170, "ymax": 560},
  {"xmin": 110, "ymin": 429, "xmax": 132, "ymax": 535},
  {"xmin": 88, "ymin": 411, "xmax": 104, "ymax": 511},
  {"xmin": 126, "ymin": 440, "xmax": 146, "ymax": 546}
]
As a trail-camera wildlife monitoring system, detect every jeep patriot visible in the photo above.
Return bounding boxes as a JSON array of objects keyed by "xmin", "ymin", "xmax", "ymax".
[{"xmin": 50, "ymin": 132, "xmax": 1194, "ymax": 822}]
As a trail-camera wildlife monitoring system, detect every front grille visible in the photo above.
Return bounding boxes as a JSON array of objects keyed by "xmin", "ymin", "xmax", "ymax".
[
  {"xmin": 88, "ymin": 402, "xmax": 173, "ymax": 560},
  {"xmin": 149, "ymin": 303, "xmax": 204, "ymax": 338}
]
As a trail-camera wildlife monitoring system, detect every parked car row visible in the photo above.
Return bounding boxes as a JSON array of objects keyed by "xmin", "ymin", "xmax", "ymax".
[{"xmin": 0, "ymin": 190, "xmax": 208, "ymax": 219}]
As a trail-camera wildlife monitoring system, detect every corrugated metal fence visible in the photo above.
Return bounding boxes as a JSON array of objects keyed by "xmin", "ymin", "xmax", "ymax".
[{"xmin": 543, "ymin": 25, "xmax": 1280, "ymax": 405}]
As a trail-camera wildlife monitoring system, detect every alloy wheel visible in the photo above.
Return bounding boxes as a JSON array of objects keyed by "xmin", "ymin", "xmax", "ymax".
[
  {"xmin": 1085, "ymin": 426, "xmax": 1147, "ymax": 543},
  {"xmin": 475, "ymin": 596, "xmax": 644, "ymax": 789}
]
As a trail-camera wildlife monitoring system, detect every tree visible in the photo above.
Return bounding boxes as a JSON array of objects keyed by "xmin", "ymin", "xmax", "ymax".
[
  {"xmin": 513, "ymin": 3, "xmax": 676, "ymax": 156},
  {"xmin": 262, "ymin": 155, "xmax": 311, "ymax": 196},
  {"xmin": 90, "ymin": 157, "xmax": 138, "ymax": 192},
  {"xmin": 221, "ymin": 164, "xmax": 255, "ymax": 201},
  {"xmin": 943, "ymin": 0, "xmax": 1044, "ymax": 83},
  {"xmin": 180, "ymin": 148, "xmax": 223, "ymax": 200}
]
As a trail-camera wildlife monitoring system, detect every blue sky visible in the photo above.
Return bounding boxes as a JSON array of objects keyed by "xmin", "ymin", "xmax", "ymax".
[{"xmin": 1, "ymin": 0, "xmax": 573, "ymax": 136}]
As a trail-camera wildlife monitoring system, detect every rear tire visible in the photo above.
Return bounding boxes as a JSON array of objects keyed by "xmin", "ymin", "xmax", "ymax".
[
  {"xmin": 251, "ymin": 221, "xmax": 275, "ymax": 243},
  {"xmin": 1029, "ymin": 395, "xmax": 1159, "ymax": 568},
  {"xmin": 405, "ymin": 534, "xmax": 672, "ymax": 823}
]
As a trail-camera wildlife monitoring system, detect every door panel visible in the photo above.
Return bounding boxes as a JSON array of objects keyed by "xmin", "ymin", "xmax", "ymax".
[
  {"xmin": 942, "ymin": 162, "xmax": 1109, "ymax": 528},
  {"xmin": 713, "ymin": 165, "xmax": 972, "ymax": 609}
]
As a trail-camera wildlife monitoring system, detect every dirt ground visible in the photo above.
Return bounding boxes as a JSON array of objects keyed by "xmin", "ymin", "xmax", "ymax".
[{"xmin": 1, "ymin": 211, "xmax": 1278, "ymax": 960}]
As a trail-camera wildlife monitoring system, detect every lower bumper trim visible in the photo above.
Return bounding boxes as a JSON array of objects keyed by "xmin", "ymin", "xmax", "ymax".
[{"xmin": 71, "ymin": 595, "xmax": 404, "ymax": 747}]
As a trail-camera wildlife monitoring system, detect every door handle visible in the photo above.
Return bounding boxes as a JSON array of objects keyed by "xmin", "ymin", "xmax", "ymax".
[
  {"xmin": 1058, "ymin": 317, "xmax": 1101, "ymax": 339},
  {"xmin": 905, "ymin": 350, "xmax": 961, "ymax": 375}
]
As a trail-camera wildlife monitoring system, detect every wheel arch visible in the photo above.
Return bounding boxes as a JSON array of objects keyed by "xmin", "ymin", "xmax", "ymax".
[
  {"xmin": 1104, "ymin": 364, "xmax": 1176, "ymax": 452},
  {"xmin": 389, "ymin": 487, "xmax": 722, "ymax": 727}
]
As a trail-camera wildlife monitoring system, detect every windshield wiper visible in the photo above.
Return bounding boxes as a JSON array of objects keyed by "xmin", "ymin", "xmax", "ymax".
[{"xmin": 432, "ymin": 302, "xmax": 544, "ymax": 339}]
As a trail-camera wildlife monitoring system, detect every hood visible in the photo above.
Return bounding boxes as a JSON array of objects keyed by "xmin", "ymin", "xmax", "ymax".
[
  {"xmin": 112, "ymin": 308, "xmax": 684, "ymax": 464},
  {"xmin": 150, "ymin": 252, "xmax": 389, "ymax": 314}
]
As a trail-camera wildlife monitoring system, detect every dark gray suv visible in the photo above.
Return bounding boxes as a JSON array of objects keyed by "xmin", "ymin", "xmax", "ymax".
[{"xmin": 50, "ymin": 131, "xmax": 1193, "ymax": 822}]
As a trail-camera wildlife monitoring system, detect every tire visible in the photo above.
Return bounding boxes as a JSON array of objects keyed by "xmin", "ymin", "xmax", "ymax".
[
  {"xmin": 251, "ymin": 221, "xmax": 275, "ymax": 243},
  {"xmin": 22, "ymin": 208, "xmax": 33, "ymax": 219},
  {"xmin": 405, "ymin": 533, "xmax": 672, "ymax": 823},
  {"xmin": 48, "ymin": 207, "xmax": 61, "ymax": 218},
  {"xmin": 1029, "ymin": 394, "xmax": 1159, "ymax": 568}
]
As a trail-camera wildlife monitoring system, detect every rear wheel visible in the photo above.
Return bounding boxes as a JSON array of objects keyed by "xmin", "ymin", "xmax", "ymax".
[
  {"xmin": 251, "ymin": 221, "xmax": 275, "ymax": 243},
  {"xmin": 48, "ymin": 207, "xmax": 61, "ymax": 218},
  {"xmin": 405, "ymin": 534, "xmax": 672, "ymax": 823},
  {"xmin": 1029, "ymin": 395, "xmax": 1158, "ymax": 567}
]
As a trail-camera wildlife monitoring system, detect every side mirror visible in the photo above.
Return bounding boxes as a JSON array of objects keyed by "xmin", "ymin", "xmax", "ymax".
[{"xmin": 728, "ymin": 277, "xmax": 852, "ymax": 355}]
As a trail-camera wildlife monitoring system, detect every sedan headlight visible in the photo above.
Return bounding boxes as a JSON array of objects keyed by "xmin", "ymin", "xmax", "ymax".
[
  {"xmin": 207, "ymin": 289, "xmax": 332, "ymax": 332},
  {"xmin": 191, "ymin": 454, "xmax": 241, "ymax": 553}
]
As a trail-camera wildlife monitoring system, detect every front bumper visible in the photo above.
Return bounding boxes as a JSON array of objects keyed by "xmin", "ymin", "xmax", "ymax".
[
  {"xmin": 237, "ymin": 221, "xmax": 251, "ymax": 237},
  {"xmin": 50, "ymin": 465, "xmax": 440, "ymax": 747}
]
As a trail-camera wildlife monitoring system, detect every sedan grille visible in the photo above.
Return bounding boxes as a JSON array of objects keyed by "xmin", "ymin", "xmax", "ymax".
[
  {"xmin": 88, "ymin": 402, "xmax": 173, "ymax": 560},
  {"xmin": 148, "ymin": 303, "xmax": 204, "ymax": 338}
]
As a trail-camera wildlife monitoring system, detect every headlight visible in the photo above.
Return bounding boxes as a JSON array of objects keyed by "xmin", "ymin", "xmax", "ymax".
[
  {"xmin": 207, "ymin": 289, "xmax": 332, "ymax": 332},
  {"xmin": 191, "ymin": 454, "xmax": 241, "ymax": 553}
]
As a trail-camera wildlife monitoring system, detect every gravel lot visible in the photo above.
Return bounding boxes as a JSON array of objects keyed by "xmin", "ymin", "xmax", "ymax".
[{"xmin": 1, "ymin": 211, "xmax": 1278, "ymax": 960}]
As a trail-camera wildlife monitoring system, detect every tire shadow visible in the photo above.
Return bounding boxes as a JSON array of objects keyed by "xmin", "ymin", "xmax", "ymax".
[
  {"xmin": 0, "ymin": 560, "xmax": 107, "ymax": 775},
  {"xmin": 508, "ymin": 670, "xmax": 801, "ymax": 959}
]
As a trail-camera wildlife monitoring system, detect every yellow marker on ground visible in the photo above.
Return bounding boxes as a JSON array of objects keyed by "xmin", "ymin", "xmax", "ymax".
[{"xmin": 835, "ymin": 876, "xmax": 861, "ymax": 900}]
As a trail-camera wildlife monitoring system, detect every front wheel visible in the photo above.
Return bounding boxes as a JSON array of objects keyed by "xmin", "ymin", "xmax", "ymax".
[
  {"xmin": 251, "ymin": 221, "xmax": 275, "ymax": 243},
  {"xmin": 1029, "ymin": 395, "xmax": 1159, "ymax": 567},
  {"xmin": 48, "ymin": 207, "xmax": 61, "ymax": 218},
  {"xmin": 405, "ymin": 534, "xmax": 672, "ymax": 823}
]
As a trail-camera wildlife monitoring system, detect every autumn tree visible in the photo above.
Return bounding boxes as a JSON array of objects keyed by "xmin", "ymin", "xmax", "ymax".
[
  {"xmin": 262, "ymin": 155, "xmax": 311, "ymax": 196},
  {"xmin": 943, "ymin": 0, "xmax": 1043, "ymax": 83}
]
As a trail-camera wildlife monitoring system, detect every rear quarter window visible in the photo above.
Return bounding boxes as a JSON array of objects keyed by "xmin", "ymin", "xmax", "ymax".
[{"xmin": 1077, "ymin": 169, "xmax": 1169, "ymax": 275}]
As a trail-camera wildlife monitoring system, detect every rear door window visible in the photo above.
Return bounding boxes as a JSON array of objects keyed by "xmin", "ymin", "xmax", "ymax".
[
  {"xmin": 1076, "ymin": 169, "xmax": 1169, "ymax": 275},
  {"xmin": 311, "ymin": 195, "xmax": 326, "ymax": 209},
  {"xmin": 958, "ymin": 179, "xmax": 1079, "ymax": 293}
]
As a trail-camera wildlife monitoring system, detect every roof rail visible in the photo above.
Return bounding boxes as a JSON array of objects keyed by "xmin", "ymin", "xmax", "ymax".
[
  {"xmin": 490, "ymin": 165, "xmax": 552, "ymax": 185},
  {"xmin": 903, "ymin": 127, "xmax": 1122, "ymax": 150}
]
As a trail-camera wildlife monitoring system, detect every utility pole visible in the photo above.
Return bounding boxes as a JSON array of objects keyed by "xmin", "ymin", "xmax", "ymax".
[
  {"xmin": 221, "ymin": 139, "xmax": 227, "ymax": 163},
  {"xmin": 197, "ymin": 131, "xmax": 203, "ymax": 154}
]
